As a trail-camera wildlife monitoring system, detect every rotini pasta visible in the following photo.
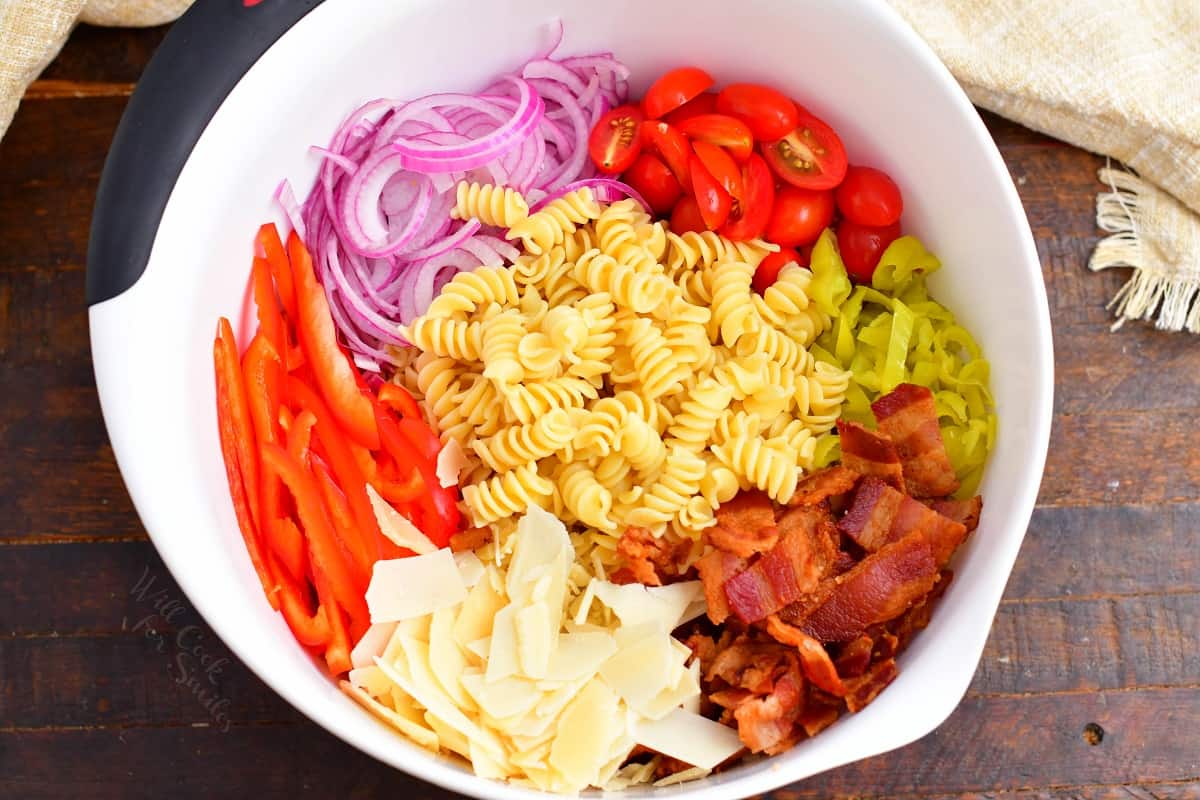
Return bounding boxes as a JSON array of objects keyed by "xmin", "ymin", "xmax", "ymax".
[
  {"xmin": 711, "ymin": 433, "xmax": 799, "ymax": 503},
  {"xmin": 452, "ymin": 181, "xmax": 530, "ymax": 228},
  {"xmin": 424, "ymin": 265, "xmax": 518, "ymax": 319},
  {"xmin": 461, "ymin": 463, "xmax": 554, "ymax": 526},
  {"xmin": 470, "ymin": 409, "xmax": 575, "ymax": 473},
  {"xmin": 506, "ymin": 187, "xmax": 602, "ymax": 255},
  {"xmin": 403, "ymin": 316, "xmax": 483, "ymax": 361}
]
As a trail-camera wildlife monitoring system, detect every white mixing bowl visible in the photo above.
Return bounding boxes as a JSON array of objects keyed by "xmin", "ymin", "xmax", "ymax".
[{"xmin": 88, "ymin": 0, "xmax": 1053, "ymax": 796}]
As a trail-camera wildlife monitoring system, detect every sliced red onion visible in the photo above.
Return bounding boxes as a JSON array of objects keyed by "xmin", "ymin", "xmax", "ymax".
[
  {"xmin": 531, "ymin": 178, "xmax": 650, "ymax": 213},
  {"xmin": 274, "ymin": 179, "xmax": 306, "ymax": 240},
  {"xmin": 401, "ymin": 218, "xmax": 481, "ymax": 262}
]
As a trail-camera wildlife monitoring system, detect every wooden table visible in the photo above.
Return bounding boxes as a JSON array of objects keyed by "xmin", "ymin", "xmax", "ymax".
[{"xmin": 1, "ymin": 23, "xmax": 1197, "ymax": 800}]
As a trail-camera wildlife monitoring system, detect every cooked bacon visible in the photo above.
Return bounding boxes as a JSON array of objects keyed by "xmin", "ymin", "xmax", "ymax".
[
  {"xmin": 833, "ymin": 635, "xmax": 874, "ymax": 678},
  {"xmin": 788, "ymin": 465, "xmax": 860, "ymax": 507},
  {"xmin": 872, "ymin": 383, "xmax": 960, "ymax": 497},
  {"xmin": 832, "ymin": 550, "xmax": 858, "ymax": 575},
  {"xmin": 793, "ymin": 533, "xmax": 940, "ymax": 642},
  {"xmin": 872, "ymin": 631, "xmax": 899, "ymax": 661},
  {"xmin": 708, "ymin": 688, "xmax": 755, "ymax": 709},
  {"xmin": 843, "ymin": 657, "xmax": 898, "ymax": 712},
  {"xmin": 725, "ymin": 521, "xmax": 825, "ymax": 623},
  {"xmin": 732, "ymin": 667, "xmax": 804, "ymax": 753},
  {"xmin": 927, "ymin": 495, "xmax": 983, "ymax": 532},
  {"xmin": 777, "ymin": 503, "xmax": 840, "ymax": 580},
  {"xmin": 839, "ymin": 477, "xmax": 968, "ymax": 565},
  {"xmin": 836, "ymin": 420, "xmax": 904, "ymax": 490},
  {"xmin": 889, "ymin": 570, "xmax": 954, "ymax": 649},
  {"xmin": 696, "ymin": 550, "xmax": 748, "ymax": 624},
  {"xmin": 765, "ymin": 615, "xmax": 846, "ymax": 696},
  {"xmin": 616, "ymin": 526, "xmax": 691, "ymax": 586},
  {"xmin": 708, "ymin": 490, "xmax": 779, "ymax": 557},
  {"xmin": 797, "ymin": 696, "xmax": 842, "ymax": 737},
  {"xmin": 448, "ymin": 526, "xmax": 492, "ymax": 553}
]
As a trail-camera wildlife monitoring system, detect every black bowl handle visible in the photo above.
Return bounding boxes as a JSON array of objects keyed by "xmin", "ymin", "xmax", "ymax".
[{"xmin": 87, "ymin": 0, "xmax": 327, "ymax": 306}]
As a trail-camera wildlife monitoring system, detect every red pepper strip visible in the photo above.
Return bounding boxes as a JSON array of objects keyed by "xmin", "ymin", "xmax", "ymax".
[
  {"xmin": 242, "ymin": 336, "xmax": 305, "ymax": 581},
  {"xmin": 285, "ymin": 376, "xmax": 387, "ymax": 561},
  {"xmin": 269, "ymin": 517, "xmax": 308, "ymax": 585},
  {"xmin": 271, "ymin": 551, "xmax": 329, "ymax": 646},
  {"xmin": 377, "ymin": 383, "xmax": 422, "ymax": 421},
  {"xmin": 251, "ymin": 256, "xmax": 286, "ymax": 357},
  {"xmin": 374, "ymin": 405, "xmax": 460, "ymax": 547},
  {"xmin": 374, "ymin": 462, "xmax": 425, "ymax": 505},
  {"xmin": 398, "ymin": 416, "xmax": 442, "ymax": 463},
  {"xmin": 312, "ymin": 565, "xmax": 353, "ymax": 674},
  {"xmin": 286, "ymin": 345, "xmax": 306, "ymax": 372},
  {"xmin": 312, "ymin": 458, "xmax": 376, "ymax": 585},
  {"xmin": 217, "ymin": 318, "xmax": 262, "ymax": 530},
  {"xmin": 257, "ymin": 223, "xmax": 297, "ymax": 327},
  {"xmin": 287, "ymin": 409, "xmax": 318, "ymax": 466},
  {"xmin": 260, "ymin": 442, "xmax": 370, "ymax": 632},
  {"xmin": 288, "ymin": 231, "xmax": 380, "ymax": 450},
  {"xmin": 214, "ymin": 322, "xmax": 277, "ymax": 608}
]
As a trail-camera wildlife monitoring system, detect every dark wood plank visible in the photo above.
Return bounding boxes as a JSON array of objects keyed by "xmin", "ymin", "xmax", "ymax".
[
  {"xmin": 37, "ymin": 24, "xmax": 168, "ymax": 85},
  {"xmin": 1, "ymin": 689, "xmax": 1195, "ymax": 799}
]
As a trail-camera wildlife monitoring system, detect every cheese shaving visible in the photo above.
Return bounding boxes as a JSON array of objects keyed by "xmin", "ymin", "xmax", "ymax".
[{"xmin": 366, "ymin": 485, "xmax": 437, "ymax": 554}]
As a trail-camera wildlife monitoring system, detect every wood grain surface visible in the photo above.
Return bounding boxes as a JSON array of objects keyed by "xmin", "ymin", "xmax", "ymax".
[{"xmin": 1, "ymin": 23, "xmax": 1197, "ymax": 800}]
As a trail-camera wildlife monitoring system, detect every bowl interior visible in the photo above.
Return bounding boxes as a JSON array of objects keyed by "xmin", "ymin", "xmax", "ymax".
[{"xmin": 89, "ymin": 0, "xmax": 1051, "ymax": 797}]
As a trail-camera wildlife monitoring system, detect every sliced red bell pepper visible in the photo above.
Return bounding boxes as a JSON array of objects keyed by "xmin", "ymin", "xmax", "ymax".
[
  {"xmin": 287, "ymin": 409, "xmax": 317, "ymax": 466},
  {"xmin": 398, "ymin": 416, "xmax": 442, "ymax": 463},
  {"xmin": 214, "ymin": 322, "xmax": 276, "ymax": 608},
  {"xmin": 312, "ymin": 565, "xmax": 353, "ymax": 674},
  {"xmin": 257, "ymin": 223, "xmax": 297, "ymax": 327},
  {"xmin": 269, "ymin": 517, "xmax": 308, "ymax": 585},
  {"xmin": 373, "ymin": 452, "xmax": 426, "ymax": 505},
  {"xmin": 286, "ymin": 376, "xmax": 388, "ymax": 561},
  {"xmin": 312, "ymin": 457, "xmax": 378, "ymax": 581},
  {"xmin": 251, "ymin": 256, "xmax": 286, "ymax": 357},
  {"xmin": 287, "ymin": 231, "xmax": 379, "ymax": 450},
  {"xmin": 217, "ymin": 318, "xmax": 262, "ymax": 529},
  {"xmin": 260, "ymin": 442, "xmax": 370, "ymax": 632},
  {"xmin": 374, "ymin": 404, "xmax": 460, "ymax": 547},
  {"xmin": 377, "ymin": 383, "xmax": 423, "ymax": 421},
  {"xmin": 271, "ymin": 551, "xmax": 329, "ymax": 646}
]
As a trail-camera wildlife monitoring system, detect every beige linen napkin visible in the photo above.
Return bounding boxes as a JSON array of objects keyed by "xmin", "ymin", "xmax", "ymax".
[
  {"xmin": 2, "ymin": 0, "xmax": 1198, "ymax": 330},
  {"xmin": 888, "ymin": 0, "xmax": 1200, "ymax": 331}
]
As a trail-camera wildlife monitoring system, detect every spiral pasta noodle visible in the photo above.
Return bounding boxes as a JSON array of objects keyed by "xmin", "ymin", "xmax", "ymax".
[
  {"xmin": 557, "ymin": 461, "xmax": 616, "ymax": 532},
  {"xmin": 461, "ymin": 463, "xmax": 554, "ymax": 526},
  {"xmin": 403, "ymin": 316, "xmax": 483, "ymax": 361},
  {"xmin": 623, "ymin": 445, "xmax": 706, "ymax": 528},
  {"xmin": 666, "ymin": 376, "xmax": 734, "ymax": 449},
  {"xmin": 452, "ymin": 181, "xmax": 530, "ymax": 228},
  {"xmin": 712, "ymin": 433, "xmax": 799, "ymax": 503},
  {"xmin": 709, "ymin": 261, "xmax": 757, "ymax": 346},
  {"xmin": 664, "ymin": 230, "xmax": 777, "ymax": 275},
  {"xmin": 506, "ymin": 187, "xmax": 602, "ymax": 255},
  {"xmin": 470, "ymin": 408, "xmax": 575, "ymax": 473},
  {"xmin": 573, "ymin": 249, "xmax": 670, "ymax": 314},
  {"xmin": 615, "ymin": 415, "xmax": 667, "ymax": 474},
  {"xmin": 424, "ymin": 265, "xmax": 518, "ymax": 319}
]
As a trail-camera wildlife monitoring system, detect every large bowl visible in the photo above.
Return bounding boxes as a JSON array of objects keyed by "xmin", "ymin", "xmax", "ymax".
[{"xmin": 87, "ymin": 0, "xmax": 1053, "ymax": 797}]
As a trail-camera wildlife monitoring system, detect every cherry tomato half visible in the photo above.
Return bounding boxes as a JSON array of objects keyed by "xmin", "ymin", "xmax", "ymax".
[
  {"xmin": 689, "ymin": 152, "xmax": 732, "ymax": 230},
  {"xmin": 623, "ymin": 152, "xmax": 683, "ymax": 216},
  {"xmin": 752, "ymin": 248, "xmax": 803, "ymax": 294},
  {"xmin": 761, "ymin": 106, "xmax": 848, "ymax": 190},
  {"xmin": 670, "ymin": 195, "xmax": 707, "ymax": 234},
  {"xmin": 642, "ymin": 121, "xmax": 692, "ymax": 189},
  {"xmin": 642, "ymin": 66, "xmax": 715, "ymax": 120},
  {"xmin": 838, "ymin": 220, "xmax": 902, "ymax": 283},
  {"xmin": 716, "ymin": 83, "xmax": 799, "ymax": 142},
  {"xmin": 691, "ymin": 140, "xmax": 743, "ymax": 202},
  {"xmin": 720, "ymin": 153, "xmax": 775, "ymax": 242},
  {"xmin": 836, "ymin": 165, "xmax": 903, "ymax": 227},
  {"xmin": 677, "ymin": 114, "xmax": 755, "ymax": 162},
  {"xmin": 665, "ymin": 91, "xmax": 718, "ymax": 127},
  {"xmin": 588, "ymin": 104, "xmax": 644, "ymax": 174},
  {"xmin": 765, "ymin": 186, "xmax": 835, "ymax": 248}
]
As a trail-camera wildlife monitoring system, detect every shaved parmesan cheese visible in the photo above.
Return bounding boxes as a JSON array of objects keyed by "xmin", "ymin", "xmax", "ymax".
[
  {"xmin": 453, "ymin": 550, "xmax": 485, "ymax": 587},
  {"xmin": 543, "ymin": 631, "xmax": 617, "ymax": 682},
  {"xmin": 424, "ymin": 710, "xmax": 472, "ymax": 758},
  {"xmin": 461, "ymin": 673, "xmax": 543, "ymax": 721},
  {"xmin": 351, "ymin": 622, "xmax": 397, "ymax": 669},
  {"xmin": 635, "ymin": 707, "xmax": 745, "ymax": 769},
  {"xmin": 506, "ymin": 505, "xmax": 572, "ymax": 605},
  {"xmin": 348, "ymin": 665, "xmax": 392, "ymax": 698},
  {"xmin": 549, "ymin": 678, "xmax": 621, "ymax": 789},
  {"xmin": 453, "ymin": 576, "xmax": 505, "ymax": 648},
  {"xmin": 366, "ymin": 550, "xmax": 466, "ymax": 623},
  {"xmin": 428, "ymin": 606, "xmax": 473, "ymax": 709},
  {"xmin": 366, "ymin": 485, "xmax": 436, "ymax": 554},
  {"xmin": 598, "ymin": 633, "xmax": 677, "ymax": 711},
  {"xmin": 465, "ymin": 637, "xmax": 491, "ymax": 661},
  {"xmin": 515, "ymin": 601, "xmax": 556, "ymax": 678},
  {"xmin": 339, "ymin": 680, "xmax": 439, "ymax": 751},
  {"xmin": 592, "ymin": 581, "xmax": 694, "ymax": 632},
  {"xmin": 436, "ymin": 437, "xmax": 469, "ymax": 488},
  {"xmin": 683, "ymin": 659, "xmax": 702, "ymax": 715},
  {"xmin": 484, "ymin": 604, "xmax": 520, "ymax": 683},
  {"xmin": 572, "ymin": 578, "xmax": 599, "ymax": 625},
  {"xmin": 654, "ymin": 766, "xmax": 711, "ymax": 786},
  {"xmin": 646, "ymin": 580, "xmax": 705, "ymax": 628}
]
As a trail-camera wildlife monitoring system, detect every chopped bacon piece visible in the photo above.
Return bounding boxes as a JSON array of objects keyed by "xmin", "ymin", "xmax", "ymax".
[
  {"xmin": 843, "ymin": 657, "xmax": 898, "ymax": 712},
  {"xmin": 732, "ymin": 668, "xmax": 804, "ymax": 753},
  {"xmin": 797, "ymin": 696, "xmax": 842, "ymax": 737},
  {"xmin": 788, "ymin": 465, "xmax": 860, "ymax": 507},
  {"xmin": 872, "ymin": 631, "xmax": 899, "ymax": 661},
  {"xmin": 794, "ymin": 533, "xmax": 940, "ymax": 642},
  {"xmin": 765, "ymin": 615, "xmax": 846, "ymax": 696},
  {"xmin": 708, "ymin": 490, "xmax": 778, "ymax": 557},
  {"xmin": 704, "ymin": 636, "xmax": 794, "ymax": 692},
  {"xmin": 696, "ymin": 550, "xmax": 748, "ymax": 624},
  {"xmin": 448, "ymin": 526, "xmax": 491, "ymax": 553},
  {"xmin": 836, "ymin": 420, "xmax": 904, "ymax": 490},
  {"xmin": 832, "ymin": 550, "xmax": 858, "ymax": 575},
  {"xmin": 725, "ymin": 522, "xmax": 824, "ymax": 623},
  {"xmin": 682, "ymin": 631, "xmax": 719, "ymax": 670},
  {"xmin": 834, "ymin": 635, "xmax": 874, "ymax": 678},
  {"xmin": 872, "ymin": 383, "xmax": 960, "ymax": 497},
  {"xmin": 708, "ymin": 688, "xmax": 755, "ymax": 709},
  {"xmin": 777, "ymin": 503, "xmax": 840, "ymax": 580},
  {"xmin": 927, "ymin": 495, "xmax": 983, "ymax": 532},
  {"xmin": 616, "ymin": 526, "xmax": 691, "ymax": 586},
  {"xmin": 839, "ymin": 477, "xmax": 968, "ymax": 565},
  {"xmin": 889, "ymin": 570, "xmax": 954, "ymax": 649}
]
